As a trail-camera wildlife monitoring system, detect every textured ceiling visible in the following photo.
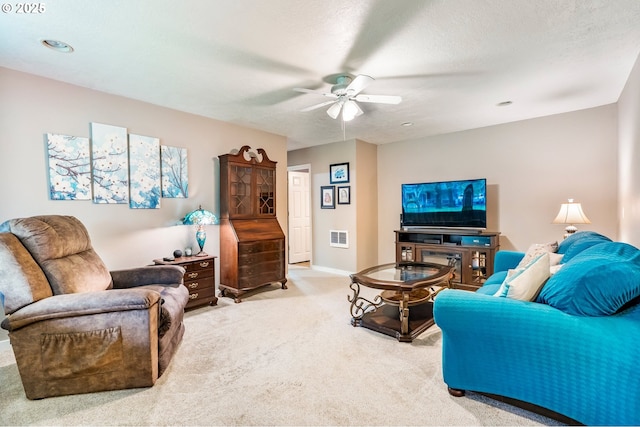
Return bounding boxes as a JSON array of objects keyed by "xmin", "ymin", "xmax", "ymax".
[{"xmin": 1, "ymin": 0, "xmax": 639, "ymax": 150}]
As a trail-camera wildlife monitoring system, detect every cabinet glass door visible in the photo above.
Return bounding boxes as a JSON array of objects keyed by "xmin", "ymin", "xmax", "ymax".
[
  {"xmin": 229, "ymin": 165, "xmax": 253, "ymax": 215},
  {"xmin": 255, "ymin": 167, "xmax": 275, "ymax": 215},
  {"xmin": 419, "ymin": 249, "xmax": 462, "ymax": 284}
]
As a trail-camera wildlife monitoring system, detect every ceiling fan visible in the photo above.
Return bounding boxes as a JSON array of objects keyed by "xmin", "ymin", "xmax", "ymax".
[{"xmin": 294, "ymin": 75, "xmax": 402, "ymax": 121}]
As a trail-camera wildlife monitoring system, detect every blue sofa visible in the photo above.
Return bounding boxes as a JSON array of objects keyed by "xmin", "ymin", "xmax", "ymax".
[{"xmin": 433, "ymin": 231, "xmax": 640, "ymax": 425}]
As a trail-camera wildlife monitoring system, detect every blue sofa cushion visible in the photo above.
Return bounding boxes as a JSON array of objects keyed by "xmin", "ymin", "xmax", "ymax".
[
  {"xmin": 483, "ymin": 270, "xmax": 508, "ymax": 286},
  {"xmin": 537, "ymin": 242, "xmax": 640, "ymax": 316},
  {"xmin": 477, "ymin": 283, "xmax": 500, "ymax": 295}
]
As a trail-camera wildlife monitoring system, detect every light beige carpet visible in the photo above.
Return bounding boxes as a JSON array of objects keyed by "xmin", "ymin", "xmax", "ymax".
[{"xmin": 0, "ymin": 266, "xmax": 561, "ymax": 426}]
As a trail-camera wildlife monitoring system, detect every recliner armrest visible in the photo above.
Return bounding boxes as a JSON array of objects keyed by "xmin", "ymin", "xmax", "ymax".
[
  {"xmin": 1, "ymin": 288, "xmax": 161, "ymax": 332},
  {"xmin": 110, "ymin": 265, "xmax": 185, "ymax": 289}
]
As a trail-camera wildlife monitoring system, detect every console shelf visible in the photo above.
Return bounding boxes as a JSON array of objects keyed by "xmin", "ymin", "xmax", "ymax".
[{"xmin": 395, "ymin": 229, "xmax": 500, "ymax": 291}]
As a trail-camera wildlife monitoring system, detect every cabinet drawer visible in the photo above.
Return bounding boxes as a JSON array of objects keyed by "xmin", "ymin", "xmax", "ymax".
[
  {"xmin": 238, "ymin": 269, "xmax": 284, "ymax": 288},
  {"xmin": 239, "ymin": 240, "xmax": 283, "ymax": 255},
  {"xmin": 183, "ymin": 259, "xmax": 214, "ymax": 273},
  {"xmin": 184, "ymin": 276, "xmax": 214, "ymax": 292},
  {"xmin": 238, "ymin": 250, "xmax": 283, "ymax": 264},
  {"xmin": 238, "ymin": 260, "xmax": 284, "ymax": 280},
  {"xmin": 185, "ymin": 286, "xmax": 217, "ymax": 308}
]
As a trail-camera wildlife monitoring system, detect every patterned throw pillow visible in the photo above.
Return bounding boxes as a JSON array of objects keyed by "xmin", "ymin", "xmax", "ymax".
[
  {"xmin": 515, "ymin": 241, "xmax": 559, "ymax": 269},
  {"xmin": 494, "ymin": 252, "xmax": 551, "ymax": 301}
]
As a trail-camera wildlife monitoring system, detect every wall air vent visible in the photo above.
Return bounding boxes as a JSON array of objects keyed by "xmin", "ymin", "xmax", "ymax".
[{"xmin": 329, "ymin": 230, "xmax": 349, "ymax": 248}]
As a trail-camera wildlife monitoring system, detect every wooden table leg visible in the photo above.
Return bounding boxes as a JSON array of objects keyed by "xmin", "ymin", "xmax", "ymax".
[{"xmin": 399, "ymin": 291, "xmax": 410, "ymax": 336}]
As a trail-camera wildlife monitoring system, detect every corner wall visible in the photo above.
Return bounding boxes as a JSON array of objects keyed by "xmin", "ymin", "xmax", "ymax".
[
  {"xmin": 288, "ymin": 139, "xmax": 378, "ymax": 273},
  {"xmin": 618, "ymin": 53, "xmax": 640, "ymax": 246}
]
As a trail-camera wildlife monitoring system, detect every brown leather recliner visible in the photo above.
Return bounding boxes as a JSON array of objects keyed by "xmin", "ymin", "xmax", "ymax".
[{"xmin": 0, "ymin": 215, "xmax": 189, "ymax": 399}]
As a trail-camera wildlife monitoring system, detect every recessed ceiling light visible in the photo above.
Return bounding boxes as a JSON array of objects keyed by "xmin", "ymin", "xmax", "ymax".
[
  {"xmin": 42, "ymin": 39, "xmax": 74, "ymax": 53},
  {"xmin": 401, "ymin": 122, "xmax": 414, "ymax": 127},
  {"xmin": 497, "ymin": 101, "xmax": 513, "ymax": 107}
]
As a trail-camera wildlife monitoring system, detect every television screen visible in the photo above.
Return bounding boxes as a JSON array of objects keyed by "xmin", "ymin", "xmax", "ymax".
[{"xmin": 401, "ymin": 178, "xmax": 487, "ymax": 229}]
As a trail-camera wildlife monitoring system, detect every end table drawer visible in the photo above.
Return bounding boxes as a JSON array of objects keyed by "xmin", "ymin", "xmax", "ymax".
[
  {"xmin": 184, "ymin": 276, "xmax": 214, "ymax": 292},
  {"xmin": 184, "ymin": 268, "xmax": 214, "ymax": 281},
  {"xmin": 185, "ymin": 286, "xmax": 217, "ymax": 308},
  {"xmin": 184, "ymin": 259, "xmax": 214, "ymax": 272}
]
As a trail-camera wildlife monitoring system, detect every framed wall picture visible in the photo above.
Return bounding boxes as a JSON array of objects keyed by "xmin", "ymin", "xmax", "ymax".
[
  {"xmin": 321, "ymin": 185, "xmax": 335, "ymax": 209},
  {"xmin": 337, "ymin": 186, "xmax": 350, "ymax": 205},
  {"xmin": 329, "ymin": 162, "xmax": 349, "ymax": 184}
]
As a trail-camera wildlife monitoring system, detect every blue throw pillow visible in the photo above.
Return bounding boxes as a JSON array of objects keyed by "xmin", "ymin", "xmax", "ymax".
[
  {"xmin": 537, "ymin": 243, "xmax": 640, "ymax": 316},
  {"xmin": 558, "ymin": 232, "xmax": 612, "ymax": 263}
]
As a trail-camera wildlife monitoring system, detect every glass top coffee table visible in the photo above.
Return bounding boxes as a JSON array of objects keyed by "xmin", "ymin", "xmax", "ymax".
[{"xmin": 348, "ymin": 262, "xmax": 454, "ymax": 342}]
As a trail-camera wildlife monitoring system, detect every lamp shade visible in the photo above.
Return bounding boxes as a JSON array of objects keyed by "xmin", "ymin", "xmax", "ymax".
[
  {"xmin": 182, "ymin": 205, "xmax": 217, "ymax": 226},
  {"xmin": 182, "ymin": 205, "xmax": 217, "ymax": 256},
  {"xmin": 552, "ymin": 199, "xmax": 591, "ymax": 225}
]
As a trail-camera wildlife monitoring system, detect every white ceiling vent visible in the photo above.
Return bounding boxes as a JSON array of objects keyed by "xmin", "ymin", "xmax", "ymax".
[{"xmin": 330, "ymin": 230, "xmax": 349, "ymax": 248}]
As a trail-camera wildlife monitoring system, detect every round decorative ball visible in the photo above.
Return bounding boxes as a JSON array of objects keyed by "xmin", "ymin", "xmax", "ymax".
[{"xmin": 173, "ymin": 249, "xmax": 183, "ymax": 258}]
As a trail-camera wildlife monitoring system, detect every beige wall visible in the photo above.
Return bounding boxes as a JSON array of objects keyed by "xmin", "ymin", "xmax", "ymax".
[
  {"xmin": 0, "ymin": 67, "xmax": 288, "ymax": 342},
  {"xmin": 355, "ymin": 139, "xmax": 378, "ymax": 270},
  {"xmin": 288, "ymin": 139, "xmax": 378, "ymax": 272},
  {"xmin": 618, "ymin": 53, "xmax": 640, "ymax": 246},
  {"xmin": 377, "ymin": 105, "xmax": 619, "ymax": 263},
  {"xmin": 288, "ymin": 140, "xmax": 357, "ymax": 272}
]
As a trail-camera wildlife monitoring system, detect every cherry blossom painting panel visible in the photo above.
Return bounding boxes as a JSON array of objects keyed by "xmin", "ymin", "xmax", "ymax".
[
  {"xmin": 161, "ymin": 145, "xmax": 188, "ymax": 198},
  {"xmin": 46, "ymin": 133, "xmax": 92, "ymax": 200},
  {"xmin": 91, "ymin": 122, "xmax": 129, "ymax": 204},
  {"xmin": 129, "ymin": 134, "xmax": 161, "ymax": 209}
]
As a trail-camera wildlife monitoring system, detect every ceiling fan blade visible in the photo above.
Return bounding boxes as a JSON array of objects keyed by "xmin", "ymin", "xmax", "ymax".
[
  {"xmin": 353, "ymin": 94, "xmax": 402, "ymax": 104},
  {"xmin": 300, "ymin": 100, "xmax": 337, "ymax": 112},
  {"xmin": 293, "ymin": 88, "xmax": 337, "ymax": 98},
  {"xmin": 326, "ymin": 102, "xmax": 343, "ymax": 120},
  {"xmin": 345, "ymin": 75, "xmax": 374, "ymax": 96}
]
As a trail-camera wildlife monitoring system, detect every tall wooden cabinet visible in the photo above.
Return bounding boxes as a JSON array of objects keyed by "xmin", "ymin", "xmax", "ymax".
[{"xmin": 218, "ymin": 146, "xmax": 287, "ymax": 302}]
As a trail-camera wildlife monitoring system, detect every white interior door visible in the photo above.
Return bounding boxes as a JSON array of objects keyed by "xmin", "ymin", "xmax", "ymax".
[{"xmin": 288, "ymin": 170, "xmax": 311, "ymax": 264}]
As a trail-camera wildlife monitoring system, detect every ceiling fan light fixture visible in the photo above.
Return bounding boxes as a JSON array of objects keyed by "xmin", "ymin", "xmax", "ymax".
[
  {"xmin": 342, "ymin": 100, "xmax": 361, "ymax": 122},
  {"xmin": 326, "ymin": 102, "xmax": 342, "ymax": 120}
]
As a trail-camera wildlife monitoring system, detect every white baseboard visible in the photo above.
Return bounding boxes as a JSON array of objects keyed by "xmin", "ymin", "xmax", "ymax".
[{"xmin": 0, "ymin": 339, "xmax": 10, "ymax": 351}]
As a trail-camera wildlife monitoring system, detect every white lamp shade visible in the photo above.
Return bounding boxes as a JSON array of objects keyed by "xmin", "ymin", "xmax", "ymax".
[{"xmin": 552, "ymin": 199, "xmax": 591, "ymax": 225}]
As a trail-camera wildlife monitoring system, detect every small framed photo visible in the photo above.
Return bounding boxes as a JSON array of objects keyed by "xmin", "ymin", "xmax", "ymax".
[
  {"xmin": 337, "ymin": 186, "xmax": 350, "ymax": 205},
  {"xmin": 321, "ymin": 185, "xmax": 335, "ymax": 209},
  {"xmin": 329, "ymin": 162, "xmax": 350, "ymax": 184}
]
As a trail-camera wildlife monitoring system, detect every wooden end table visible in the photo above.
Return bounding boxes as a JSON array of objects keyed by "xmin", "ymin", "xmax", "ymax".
[{"xmin": 348, "ymin": 262, "xmax": 453, "ymax": 342}]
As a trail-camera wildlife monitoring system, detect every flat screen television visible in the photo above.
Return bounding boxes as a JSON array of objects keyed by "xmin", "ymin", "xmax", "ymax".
[{"xmin": 401, "ymin": 178, "xmax": 487, "ymax": 229}]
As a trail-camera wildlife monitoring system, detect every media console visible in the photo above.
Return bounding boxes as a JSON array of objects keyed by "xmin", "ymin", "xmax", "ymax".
[{"xmin": 395, "ymin": 229, "xmax": 500, "ymax": 291}]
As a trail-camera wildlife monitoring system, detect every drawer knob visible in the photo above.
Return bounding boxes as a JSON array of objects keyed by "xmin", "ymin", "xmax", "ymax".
[
  {"xmin": 188, "ymin": 282, "xmax": 199, "ymax": 289},
  {"xmin": 189, "ymin": 293, "xmax": 199, "ymax": 300},
  {"xmin": 199, "ymin": 262, "xmax": 210, "ymax": 268},
  {"xmin": 188, "ymin": 272, "xmax": 199, "ymax": 279}
]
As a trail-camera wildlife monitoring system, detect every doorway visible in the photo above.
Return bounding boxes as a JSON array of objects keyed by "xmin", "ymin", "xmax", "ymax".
[{"xmin": 287, "ymin": 165, "xmax": 312, "ymax": 265}]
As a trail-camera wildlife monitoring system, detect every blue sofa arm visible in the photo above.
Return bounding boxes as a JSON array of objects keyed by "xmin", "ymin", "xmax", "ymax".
[
  {"xmin": 433, "ymin": 289, "xmax": 640, "ymax": 425},
  {"xmin": 493, "ymin": 250, "xmax": 524, "ymax": 272},
  {"xmin": 482, "ymin": 250, "xmax": 524, "ymax": 287}
]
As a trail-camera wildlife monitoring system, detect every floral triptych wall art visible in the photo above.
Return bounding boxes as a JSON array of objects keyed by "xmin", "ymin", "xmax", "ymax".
[{"xmin": 45, "ymin": 122, "xmax": 188, "ymax": 209}]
